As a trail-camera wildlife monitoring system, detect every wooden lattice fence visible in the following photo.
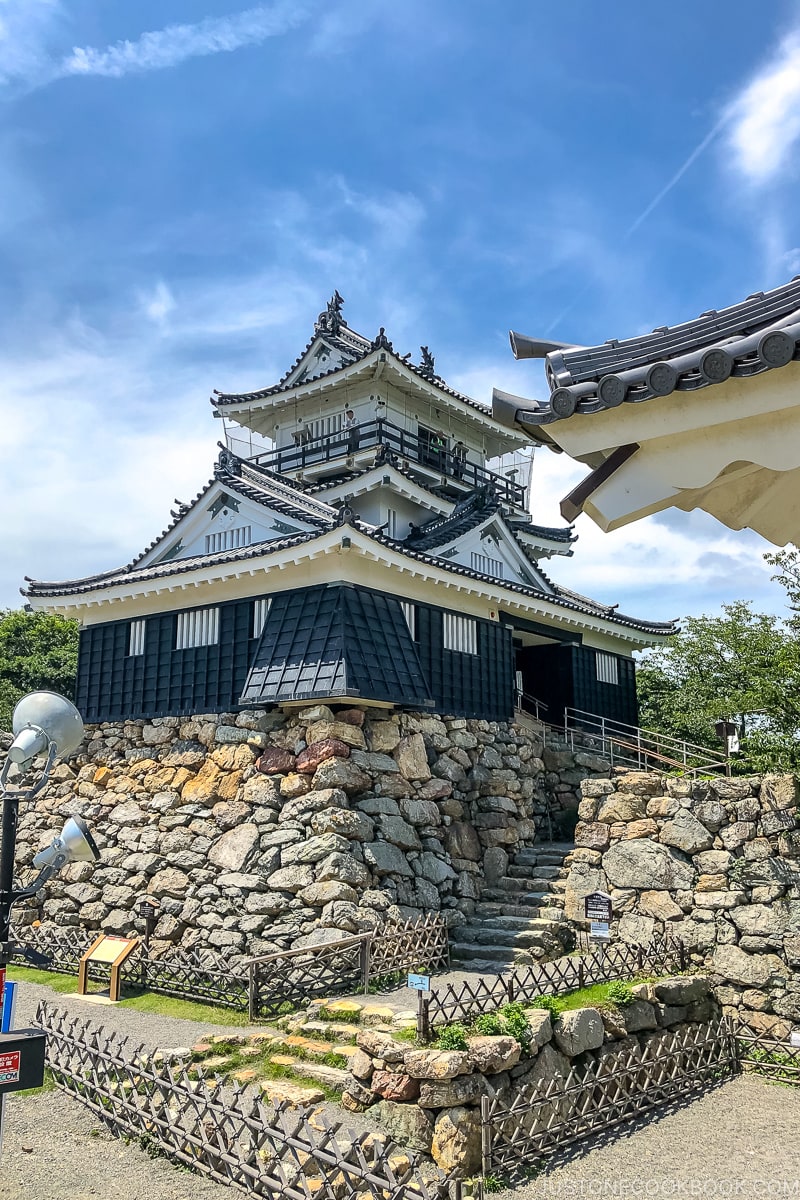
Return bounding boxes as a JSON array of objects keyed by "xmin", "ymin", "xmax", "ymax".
[
  {"xmin": 11, "ymin": 924, "xmax": 249, "ymax": 1009},
  {"xmin": 418, "ymin": 936, "xmax": 684, "ymax": 1038},
  {"xmin": 13, "ymin": 912, "xmax": 448, "ymax": 1017},
  {"xmin": 734, "ymin": 1021, "xmax": 800, "ymax": 1086},
  {"xmin": 249, "ymin": 912, "xmax": 449, "ymax": 1019},
  {"xmin": 480, "ymin": 1017, "xmax": 738, "ymax": 1175},
  {"xmin": 36, "ymin": 1001, "xmax": 447, "ymax": 1200}
]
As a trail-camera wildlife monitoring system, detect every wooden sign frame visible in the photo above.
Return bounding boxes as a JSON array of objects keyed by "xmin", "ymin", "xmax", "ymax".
[{"xmin": 78, "ymin": 934, "xmax": 139, "ymax": 1002}]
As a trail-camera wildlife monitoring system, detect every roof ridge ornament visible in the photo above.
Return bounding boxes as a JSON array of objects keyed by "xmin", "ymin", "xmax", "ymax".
[
  {"xmin": 315, "ymin": 290, "xmax": 345, "ymax": 335},
  {"xmin": 214, "ymin": 443, "xmax": 242, "ymax": 479},
  {"xmin": 419, "ymin": 345, "xmax": 436, "ymax": 378},
  {"xmin": 371, "ymin": 327, "xmax": 393, "ymax": 351}
]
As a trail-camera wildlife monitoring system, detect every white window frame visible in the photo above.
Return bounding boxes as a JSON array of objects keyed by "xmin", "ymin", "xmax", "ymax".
[
  {"xmin": 128, "ymin": 619, "xmax": 146, "ymax": 657},
  {"xmin": 400, "ymin": 601, "xmax": 416, "ymax": 639},
  {"xmin": 443, "ymin": 613, "xmax": 478, "ymax": 655},
  {"xmin": 205, "ymin": 525, "xmax": 252, "ymax": 555},
  {"xmin": 176, "ymin": 607, "xmax": 220, "ymax": 650},
  {"xmin": 471, "ymin": 550, "xmax": 504, "ymax": 578},
  {"xmin": 596, "ymin": 651, "xmax": 619, "ymax": 686},
  {"xmin": 253, "ymin": 597, "xmax": 271, "ymax": 638},
  {"xmin": 387, "ymin": 508, "xmax": 398, "ymax": 539}
]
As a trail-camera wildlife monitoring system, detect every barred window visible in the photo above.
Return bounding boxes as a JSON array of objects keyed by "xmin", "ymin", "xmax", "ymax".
[
  {"xmin": 176, "ymin": 607, "xmax": 220, "ymax": 650},
  {"xmin": 443, "ymin": 613, "xmax": 478, "ymax": 655},
  {"xmin": 596, "ymin": 651, "xmax": 619, "ymax": 686},
  {"xmin": 253, "ymin": 597, "xmax": 271, "ymax": 638},
  {"xmin": 471, "ymin": 551, "xmax": 503, "ymax": 578},
  {"xmin": 400, "ymin": 601, "xmax": 416, "ymax": 639},
  {"xmin": 205, "ymin": 525, "xmax": 252, "ymax": 555},
  {"xmin": 128, "ymin": 619, "xmax": 146, "ymax": 657}
]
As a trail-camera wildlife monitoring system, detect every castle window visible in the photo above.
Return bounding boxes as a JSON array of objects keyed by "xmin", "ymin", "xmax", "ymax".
[
  {"xmin": 253, "ymin": 597, "xmax": 271, "ymax": 638},
  {"xmin": 471, "ymin": 551, "xmax": 503, "ymax": 578},
  {"xmin": 400, "ymin": 601, "xmax": 416, "ymax": 639},
  {"xmin": 127, "ymin": 620, "xmax": 146, "ymax": 657},
  {"xmin": 205, "ymin": 526, "xmax": 251, "ymax": 555},
  {"xmin": 443, "ymin": 613, "xmax": 478, "ymax": 655},
  {"xmin": 387, "ymin": 508, "xmax": 398, "ymax": 539},
  {"xmin": 176, "ymin": 607, "xmax": 220, "ymax": 650},
  {"xmin": 596, "ymin": 651, "xmax": 619, "ymax": 686}
]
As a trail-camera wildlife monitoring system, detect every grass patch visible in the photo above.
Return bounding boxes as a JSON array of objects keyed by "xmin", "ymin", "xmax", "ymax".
[
  {"xmin": 546, "ymin": 977, "xmax": 653, "ymax": 1014},
  {"xmin": 8, "ymin": 966, "xmax": 250, "ymax": 1026},
  {"xmin": 16, "ymin": 1067, "xmax": 57, "ymax": 1098}
]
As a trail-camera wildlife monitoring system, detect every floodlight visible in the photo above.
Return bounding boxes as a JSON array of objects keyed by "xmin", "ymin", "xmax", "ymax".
[
  {"xmin": 8, "ymin": 691, "xmax": 84, "ymax": 771},
  {"xmin": 32, "ymin": 816, "xmax": 100, "ymax": 874}
]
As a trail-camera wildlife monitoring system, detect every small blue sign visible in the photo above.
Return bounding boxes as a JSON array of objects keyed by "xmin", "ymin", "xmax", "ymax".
[
  {"xmin": 590, "ymin": 921, "xmax": 611, "ymax": 941},
  {"xmin": 1, "ymin": 983, "xmax": 17, "ymax": 1033},
  {"xmin": 407, "ymin": 973, "xmax": 431, "ymax": 992}
]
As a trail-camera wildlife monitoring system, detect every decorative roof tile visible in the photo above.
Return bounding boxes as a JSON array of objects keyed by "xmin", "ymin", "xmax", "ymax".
[{"xmin": 512, "ymin": 275, "xmax": 800, "ymax": 424}]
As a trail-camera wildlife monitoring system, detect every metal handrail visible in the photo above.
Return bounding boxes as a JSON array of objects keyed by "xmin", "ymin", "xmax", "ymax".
[
  {"xmin": 251, "ymin": 418, "xmax": 527, "ymax": 507},
  {"xmin": 562, "ymin": 706, "xmax": 732, "ymax": 776},
  {"xmin": 514, "ymin": 690, "xmax": 550, "ymax": 723}
]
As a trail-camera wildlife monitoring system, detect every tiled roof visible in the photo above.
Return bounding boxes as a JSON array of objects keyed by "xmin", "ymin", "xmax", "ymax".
[
  {"xmin": 211, "ymin": 303, "xmax": 495, "ymax": 417},
  {"xmin": 516, "ymin": 275, "xmax": 800, "ymax": 423},
  {"xmin": 509, "ymin": 519, "xmax": 576, "ymax": 544},
  {"xmin": 123, "ymin": 449, "xmax": 338, "ymax": 571},
  {"xmin": 405, "ymin": 488, "xmax": 498, "ymax": 551}
]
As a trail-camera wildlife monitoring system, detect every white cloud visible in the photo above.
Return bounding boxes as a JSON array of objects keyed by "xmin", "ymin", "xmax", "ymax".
[
  {"xmin": 725, "ymin": 31, "xmax": 800, "ymax": 184},
  {"xmin": 0, "ymin": 0, "xmax": 63, "ymax": 86},
  {"xmin": 140, "ymin": 280, "xmax": 176, "ymax": 325},
  {"xmin": 59, "ymin": 2, "xmax": 311, "ymax": 80}
]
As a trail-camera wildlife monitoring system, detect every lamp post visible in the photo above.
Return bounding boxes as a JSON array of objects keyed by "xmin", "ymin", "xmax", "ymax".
[{"xmin": 0, "ymin": 692, "xmax": 98, "ymax": 1000}]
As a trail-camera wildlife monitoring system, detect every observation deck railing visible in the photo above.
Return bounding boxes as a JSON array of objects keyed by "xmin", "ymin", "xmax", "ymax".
[{"xmin": 252, "ymin": 418, "xmax": 527, "ymax": 508}]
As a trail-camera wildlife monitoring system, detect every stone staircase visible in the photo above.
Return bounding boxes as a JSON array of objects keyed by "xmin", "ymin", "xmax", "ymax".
[{"xmin": 449, "ymin": 842, "xmax": 574, "ymax": 973}]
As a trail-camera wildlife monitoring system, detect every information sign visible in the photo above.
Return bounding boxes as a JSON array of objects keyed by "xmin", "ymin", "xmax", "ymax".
[
  {"xmin": 407, "ymin": 973, "xmax": 431, "ymax": 992},
  {"xmin": 78, "ymin": 934, "xmax": 139, "ymax": 1002},
  {"xmin": 590, "ymin": 921, "xmax": 611, "ymax": 941},
  {"xmin": 790, "ymin": 1031, "xmax": 800, "ymax": 1048},
  {"xmin": 584, "ymin": 892, "xmax": 613, "ymax": 923}
]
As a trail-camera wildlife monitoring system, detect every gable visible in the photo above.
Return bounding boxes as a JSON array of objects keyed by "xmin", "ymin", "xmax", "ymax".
[
  {"xmin": 431, "ymin": 515, "xmax": 554, "ymax": 591},
  {"xmin": 136, "ymin": 482, "xmax": 318, "ymax": 569},
  {"xmin": 283, "ymin": 336, "xmax": 358, "ymax": 389}
]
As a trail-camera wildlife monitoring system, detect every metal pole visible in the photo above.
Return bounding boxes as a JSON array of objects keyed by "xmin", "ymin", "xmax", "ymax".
[{"xmin": 0, "ymin": 787, "xmax": 20, "ymax": 992}]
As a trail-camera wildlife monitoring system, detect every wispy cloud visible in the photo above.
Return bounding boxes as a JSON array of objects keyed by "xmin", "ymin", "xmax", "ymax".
[
  {"xmin": 725, "ymin": 31, "xmax": 800, "ymax": 184},
  {"xmin": 60, "ymin": 2, "xmax": 311, "ymax": 80}
]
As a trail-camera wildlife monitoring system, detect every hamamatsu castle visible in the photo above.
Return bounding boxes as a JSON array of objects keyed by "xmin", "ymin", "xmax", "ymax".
[{"xmin": 24, "ymin": 296, "xmax": 672, "ymax": 726}]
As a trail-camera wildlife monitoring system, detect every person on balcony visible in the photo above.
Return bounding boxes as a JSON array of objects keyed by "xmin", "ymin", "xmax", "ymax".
[
  {"xmin": 344, "ymin": 408, "xmax": 360, "ymax": 453},
  {"xmin": 452, "ymin": 441, "xmax": 467, "ymax": 479}
]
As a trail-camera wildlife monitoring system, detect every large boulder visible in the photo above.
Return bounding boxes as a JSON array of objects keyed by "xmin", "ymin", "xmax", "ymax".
[
  {"xmin": 467, "ymin": 1036, "xmax": 521, "ymax": 1074},
  {"xmin": 711, "ymin": 944, "xmax": 786, "ymax": 987},
  {"xmin": 311, "ymin": 758, "xmax": 371, "ymax": 794},
  {"xmin": 394, "ymin": 734, "xmax": 431, "ymax": 782},
  {"xmin": 310, "ymin": 807, "xmax": 374, "ymax": 841},
  {"xmin": 404, "ymin": 1049, "xmax": 470, "ymax": 1080},
  {"xmin": 370, "ymin": 1101, "xmax": 433, "ymax": 1153},
  {"xmin": 659, "ymin": 811, "xmax": 714, "ymax": 855},
  {"xmin": 603, "ymin": 839, "xmax": 695, "ymax": 891},
  {"xmin": 553, "ymin": 1008, "xmax": 604, "ymax": 1056},
  {"xmin": 363, "ymin": 842, "xmax": 414, "ymax": 877},
  {"xmin": 431, "ymin": 1107, "xmax": 482, "ymax": 1173},
  {"xmin": 563, "ymin": 862, "xmax": 609, "ymax": 923},
  {"xmin": 208, "ymin": 823, "xmax": 260, "ymax": 872}
]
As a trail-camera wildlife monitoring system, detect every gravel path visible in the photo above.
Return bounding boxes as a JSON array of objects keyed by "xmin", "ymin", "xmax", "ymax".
[
  {"xmin": 12, "ymin": 980, "xmax": 265, "ymax": 1053},
  {"xmin": 497, "ymin": 1076, "xmax": 800, "ymax": 1198},
  {"xmin": 0, "ymin": 1089, "xmax": 236, "ymax": 1200}
]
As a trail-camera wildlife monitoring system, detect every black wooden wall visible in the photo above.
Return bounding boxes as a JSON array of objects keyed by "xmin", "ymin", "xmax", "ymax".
[
  {"xmin": 520, "ymin": 643, "xmax": 638, "ymax": 727},
  {"xmin": 74, "ymin": 586, "xmax": 517, "ymax": 723}
]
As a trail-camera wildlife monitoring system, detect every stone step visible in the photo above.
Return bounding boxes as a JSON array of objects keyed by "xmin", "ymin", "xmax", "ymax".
[
  {"xmin": 474, "ymin": 901, "xmax": 552, "ymax": 919},
  {"xmin": 296, "ymin": 1020, "xmax": 359, "ymax": 1042},
  {"xmin": 513, "ymin": 850, "xmax": 570, "ymax": 867},
  {"xmin": 479, "ymin": 887, "xmax": 552, "ymax": 906},
  {"xmin": 290, "ymin": 1061, "xmax": 350, "ymax": 1091},
  {"xmin": 494, "ymin": 876, "xmax": 559, "ymax": 893},
  {"xmin": 453, "ymin": 925, "xmax": 564, "ymax": 950},
  {"xmin": 450, "ymin": 939, "xmax": 563, "ymax": 965},
  {"xmin": 522, "ymin": 864, "xmax": 563, "ymax": 880},
  {"xmin": 507, "ymin": 864, "xmax": 568, "ymax": 879}
]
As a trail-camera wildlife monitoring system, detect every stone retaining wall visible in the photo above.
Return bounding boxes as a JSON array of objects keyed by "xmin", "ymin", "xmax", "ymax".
[
  {"xmin": 338, "ymin": 975, "xmax": 716, "ymax": 1172},
  {"xmin": 565, "ymin": 771, "xmax": 800, "ymax": 1033},
  {"xmin": 9, "ymin": 706, "xmax": 608, "ymax": 957}
]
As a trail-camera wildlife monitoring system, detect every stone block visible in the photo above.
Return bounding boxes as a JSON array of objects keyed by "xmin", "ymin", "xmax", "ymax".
[
  {"xmin": 306, "ymin": 720, "xmax": 366, "ymax": 750},
  {"xmin": 394, "ymin": 734, "xmax": 431, "ymax": 782},
  {"xmin": 295, "ymin": 739, "xmax": 351, "ymax": 774},
  {"xmin": 208, "ymin": 824, "xmax": 259, "ymax": 872},
  {"xmin": 711, "ymin": 944, "xmax": 786, "ymax": 987},
  {"xmin": 574, "ymin": 821, "xmax": 611, "ymax": 850},
  {"xmin": 660, "ymin": 811, "xmax": 714, "ymax": 855},
  {"xmin": 311, "ymin": 758, "xmax": 371, "ymax": 794},
  {"xmin": 603, "ymin": 839, "xmax": 696, "ymax": 891},
  {"xmin": 363, "ymin": 841, "xmax": 414, "ymax": 877},
  {"xmin": 553, "ymin": 1008, "xmax": 604, "ymax": 1056},
  {"xmin": 467, "ymin": 1036, "xmax": 521, "ymax": 1073},
  {"xmin": 431, "ymin": 1107, "xmax": 481, "ymax": 1173}
]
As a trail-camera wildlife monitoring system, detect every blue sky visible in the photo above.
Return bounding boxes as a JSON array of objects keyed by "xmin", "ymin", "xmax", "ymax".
[{"xmin": 2, "ymin": 0, "xmax": 800, "ymax": 624}]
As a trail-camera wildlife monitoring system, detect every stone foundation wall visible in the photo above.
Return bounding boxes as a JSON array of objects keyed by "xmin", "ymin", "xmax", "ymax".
[
  {"xmin": 565, "ymin": 771, "xmax": 800, "ymax": 1033},
  {"xmin": 338, "ymin": 975, "xmax": 716, "ymax": 1173},
  {"xmin": 10, "ymin": 706, "xmax": 608, "ymax": 958}
]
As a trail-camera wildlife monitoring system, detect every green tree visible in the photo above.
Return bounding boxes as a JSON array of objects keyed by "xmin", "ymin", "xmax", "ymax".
[
  {"xmin": 636, "ymin": 600, "xmax": 800, "ymax": 771},
  {"xmin": 0, "ymin": 609, "xmax": 79, "ymax": 732}
]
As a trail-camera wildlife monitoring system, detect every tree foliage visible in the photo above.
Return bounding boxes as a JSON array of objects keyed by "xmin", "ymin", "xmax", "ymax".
[
  {"xmin": 0, "ymin": 609, "xmax": 79, "ymax": 733},
  {"xmin": 636, "ymin": 595, "xmax": 800, "ymax": 773}
]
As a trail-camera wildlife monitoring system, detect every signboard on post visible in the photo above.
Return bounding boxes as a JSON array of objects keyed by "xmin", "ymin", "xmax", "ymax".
[
  {"xmin": 407, "ymin": 973, "xmax": 431, "ymax": 992},
  {"xmin": 78, "ymin": 934, "xmax": 139, "ymax": 1003},
  {"xmin": 584, "ymin": 892, "xmax": 613, "ymax": 924}
]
